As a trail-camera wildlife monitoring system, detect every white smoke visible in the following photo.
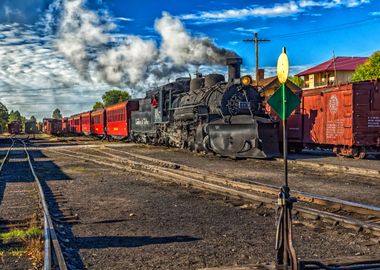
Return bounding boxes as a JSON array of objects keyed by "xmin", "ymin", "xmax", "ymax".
[
  {"xmin": 57, "ymin": 0, "xmax": 110, "ymax": 78},
  {"xmin": 53, "ymin": 0, "xmax": 237, "ymax": 87},
  {"xmin": 155, "ymin": 12, "xmax": 236, "ymax": 66},
  {"xmin": 97, "ymin": 36, "xmax": 157, "ymax": 84}
]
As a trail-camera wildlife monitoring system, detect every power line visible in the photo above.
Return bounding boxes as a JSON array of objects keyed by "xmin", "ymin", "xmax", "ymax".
[{"xmin": 268, "ymin": 17, "xmax": 379, "ymax": 40}]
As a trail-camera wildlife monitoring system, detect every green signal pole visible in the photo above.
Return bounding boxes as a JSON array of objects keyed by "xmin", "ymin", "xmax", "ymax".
[
  {"xmin": 282, "ymin": 83, "xmax": 288, "ymax": 188},
  {"xmin": 282, "ymin": 83, "xmax": 289, "ymax": 269},
  {"xmin": 268, "ymin": 48, "xmax": 300, "ymax": 270}
]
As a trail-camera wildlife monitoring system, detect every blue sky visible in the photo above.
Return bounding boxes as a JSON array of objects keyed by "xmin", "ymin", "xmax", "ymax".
[
  {"xmin": 0, "ymin": 0, "xmax": 379, "ymax": 119},
  {"xmin": 106, "ymin": 0, "xmax": 380, "ymax": 68}
]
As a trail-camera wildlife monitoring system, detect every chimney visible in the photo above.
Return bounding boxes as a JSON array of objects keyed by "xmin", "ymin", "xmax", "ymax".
[{"xmin": 226, "ymin": 57, "xmax": 242, "ymax": 83}]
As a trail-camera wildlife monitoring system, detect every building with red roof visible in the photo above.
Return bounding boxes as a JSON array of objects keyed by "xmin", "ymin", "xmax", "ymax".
[{"xmin": 296, "ymin": 56, "xmax": 368, "ymax": 89}]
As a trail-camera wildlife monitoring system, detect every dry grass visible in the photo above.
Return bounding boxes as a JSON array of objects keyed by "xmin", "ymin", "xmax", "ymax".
[
  {"xmin": 0, "ymin": 215, "xmax": 44, "ymax": 269},
  {"xmin": 26, "ymin": 236, "xmax": 43, "ymax": 269}
]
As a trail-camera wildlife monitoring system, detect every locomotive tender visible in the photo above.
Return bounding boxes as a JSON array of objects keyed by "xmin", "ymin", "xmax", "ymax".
[{"xmin": 131, "ymin": 57, "xmax": 280, "ymax": 159}]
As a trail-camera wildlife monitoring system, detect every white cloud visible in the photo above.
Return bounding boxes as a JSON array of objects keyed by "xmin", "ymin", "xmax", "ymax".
[
  {"xmin": 180, "ymin": 1, "xmax": 301, "ymax": 24},
  {"xmin": 114, "ymin": 17, "xmax": 134, "ymax": 22},
  {"xmin": 299, "ymin": 0, "xmax": 370, "ymax": 8},
  {"xmin": 0, "ymin": 2, "xmax": 238, "ymax": 119},
  {"xmin": 370, "ymin": 11, "xmax": 380, "ymax": 16},
  {"xmin": 180, "ymin": 0, "xmax": 372, "ymax": 24},
  {"xmin": 235, "ymin": 26, "xmax": 270, "ymax": 36},
  {"xmin": 0, "ymin": 22, "xmax": 116, "ymax": 120}
]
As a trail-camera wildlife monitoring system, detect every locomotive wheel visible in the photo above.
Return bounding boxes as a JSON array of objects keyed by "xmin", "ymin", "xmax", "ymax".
[
  {"xmin": 188, "ymin": 140, "xmax": 195, "ymax": 152},
  {"xmin": 202, "ymin": 135, "xmax": 211, "ymax": 152}
]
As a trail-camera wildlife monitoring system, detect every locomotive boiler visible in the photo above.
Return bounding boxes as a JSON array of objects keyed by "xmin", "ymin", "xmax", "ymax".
[{"xmin": 131, "ymin": 57, "xmax": 280, "ymax": 159}]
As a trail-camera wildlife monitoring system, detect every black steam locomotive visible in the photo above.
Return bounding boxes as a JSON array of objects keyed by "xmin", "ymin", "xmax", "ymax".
[{"xmin": 131, "ymin": 57, "xmax": 279, "ymax": 159}]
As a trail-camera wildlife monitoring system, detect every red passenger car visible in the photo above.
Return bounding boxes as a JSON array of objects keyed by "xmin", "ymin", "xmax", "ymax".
[
  {"xmin": 61, "ymin": 117, "xmax": 70, "ymax": 135},
  {"xmin": 80, "ymin": 112, "xmax": 91, "ymax": 135},
  {"xmin": 71, "ymin": 114, "xmax": 81, "ymax": 134},
  {"xmin": 91, "ymin": 109, "xmax": 105, "ymax": 136},
  {"xmin": 105, "ymin": 101, "xmax": 139, "ymax": 138}
]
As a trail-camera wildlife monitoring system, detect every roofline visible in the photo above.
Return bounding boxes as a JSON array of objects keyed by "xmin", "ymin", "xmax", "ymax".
[{"xmin": 295, "ymin": 56, "xmax": 368, "ymax": 76}]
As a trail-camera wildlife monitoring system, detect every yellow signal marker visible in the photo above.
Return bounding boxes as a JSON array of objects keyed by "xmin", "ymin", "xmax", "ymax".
[{"xmin": 277, "ymin": 47, "xmax": 289, "ymax": 84}]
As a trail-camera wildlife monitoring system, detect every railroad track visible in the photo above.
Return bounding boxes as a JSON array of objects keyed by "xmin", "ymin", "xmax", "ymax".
[
  {"xmin": 0, "ymin": 137, "xmax": 68, "ymax": 270},
  {"xmin": 44, "ymin": 144, "xmax": 380, "ymax": 239}
]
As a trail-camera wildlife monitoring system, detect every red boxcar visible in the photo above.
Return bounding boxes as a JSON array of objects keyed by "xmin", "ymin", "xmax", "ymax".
[
  {"xmin": 105, "ymin": 101, "xmax": 139, "ymax": 138},
  {"xmin": 80, "ymin": 112, "xmax": 91, "ymax": 135},
  {"xmin": 61, "ymin": 117, "xmax": 70, "ymax": 135},
  {"xmin": 301, "ymin": 80, "xmax": 380, "ymax": 158},
  {"xmin": 91, "ymin": 109, "xmax": 105, "ymax": 136},
  {"xmin": 43, "ymin": 118, "xmax": 62, "ymax": 135}
]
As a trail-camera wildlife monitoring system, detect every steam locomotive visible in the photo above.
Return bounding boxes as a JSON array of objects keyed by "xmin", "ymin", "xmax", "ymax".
[{"xmin": 130, "ymin": 57, "xmax": 280, "ymax": 159}]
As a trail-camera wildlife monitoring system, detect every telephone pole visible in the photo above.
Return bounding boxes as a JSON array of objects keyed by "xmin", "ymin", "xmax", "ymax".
[{"xmin": 243, "ymin": 33, "xmax": 270, "ymax": 85}]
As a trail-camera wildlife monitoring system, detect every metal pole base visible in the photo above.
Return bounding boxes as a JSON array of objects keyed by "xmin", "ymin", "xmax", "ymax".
[{"xmin": 275, "ymin": 185, "xmax": 298, "ymax": 270}]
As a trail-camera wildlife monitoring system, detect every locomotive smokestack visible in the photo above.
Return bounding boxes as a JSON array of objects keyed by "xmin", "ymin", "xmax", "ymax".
[{"xmin": 226, "ymin": 57, "xmax": 242, "ymax": 83}]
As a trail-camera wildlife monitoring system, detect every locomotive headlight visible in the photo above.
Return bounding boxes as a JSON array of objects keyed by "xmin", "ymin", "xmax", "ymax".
[{"xmin": 241, "ymin": 75, "xmax": 253, "ymax": 86}]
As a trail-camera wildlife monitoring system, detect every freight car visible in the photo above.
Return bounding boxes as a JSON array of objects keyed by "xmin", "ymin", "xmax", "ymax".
[
  {"xmin": 130, "ymin": 57, "xmax": 280, "ymax": 159},
  {"xmin": 43, "ymin": 118, "xmax": 62, "ymax": 135},
  {"xmin": 301, "ymin": 80, "xmax": 380, "ymax": 158},
  {"xmin": 8, "ymin": 121, "xmax": 21, "ymax": 134},
  {"xmin": 268, "ymin": 80, "xmax": 380, "ymax": 159}
]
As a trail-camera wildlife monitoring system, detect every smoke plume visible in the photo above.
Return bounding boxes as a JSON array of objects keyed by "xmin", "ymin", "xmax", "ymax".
[
  {"xmin": 54, "ymin": 1, "xmax": 238, "ymax": 87},
  {"xmin": 155, "ymin": 12, "xmax": 237, "ymax": 66},
  {"xmin": 97, "ymin": 36, "xmax": 157, "ymax": 84}
]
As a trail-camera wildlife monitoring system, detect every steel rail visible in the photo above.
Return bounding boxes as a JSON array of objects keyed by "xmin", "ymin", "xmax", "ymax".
[
  {"xmin": 47, "ymin": 147, "xmax": 380, "ymax": 238},
  {"xmin": 102, "ymin": 147, "xmax": 380, "ymax": 218},
  {"xmin": 18, "ymin": 139, "xmax": 68, "ymax": 270},
  {"xmin": 0, "ymin": 136, "xmax": 16, "ymax": 173}
]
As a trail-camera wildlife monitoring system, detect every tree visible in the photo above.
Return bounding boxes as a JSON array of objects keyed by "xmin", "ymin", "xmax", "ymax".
[
  {"xmin": 0, "ymin": 103, "xmax": 8, "ymax": 133},
  {"xmin": 352, "ymin": 51, "xmax": 380, "ymax": 82},
  {"xmin": 102, "ymin": 90, "xmax": 129, "ymax": 106},
  {"xmin": 93, "ymin": 101, "xmax": 104, "ymax": 111},
  {"xmin": 52, "ymin": 108, "xmax": 62, "ymax": 120},
  {"xmin": 30, "ymin": 115, "xmax": 37, "ymax": 122},
  {"xmin": 8, "ymin": 110, "xmax": 22, "ymax": 123},
  {"xmin": 288, "ymin": 76, "xmax": 304, "ymax": 87}
]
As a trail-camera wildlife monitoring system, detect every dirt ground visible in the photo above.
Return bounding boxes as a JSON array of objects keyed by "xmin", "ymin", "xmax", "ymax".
[
  {"xmin": 28, "ymin": 143, "xmax": 379, "ymax": 270},
  {"xmin": 102, "ymin": 143, "xmax": 380, "ymax": 208}
]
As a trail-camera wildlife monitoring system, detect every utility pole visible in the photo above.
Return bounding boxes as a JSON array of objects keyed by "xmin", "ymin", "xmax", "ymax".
[{"xmin": 243, "ymin": 33, "xmax": 271, "ymax": 86}]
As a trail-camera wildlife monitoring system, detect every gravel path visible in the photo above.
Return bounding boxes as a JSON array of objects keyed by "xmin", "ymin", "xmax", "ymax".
[{"xmin": 29, "ymin": 148, "xmax": 379, "ymax": 270}]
